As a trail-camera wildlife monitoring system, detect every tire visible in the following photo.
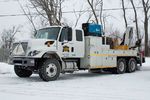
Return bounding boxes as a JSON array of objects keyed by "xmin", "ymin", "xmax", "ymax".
[
  {"xmin": 39, "ymin": 59, "xmax": 61, "ymax": 82},
  {"xmin": 14, "ymin": 66, "xmax": 32, "ymax": 77},
  {"xmin": 127, "ymin": 58, "xmax": 137, "ymax": 73},
  {"xmin": 113, "ymin": 58, "xmax": 126, "ymax": 74}
]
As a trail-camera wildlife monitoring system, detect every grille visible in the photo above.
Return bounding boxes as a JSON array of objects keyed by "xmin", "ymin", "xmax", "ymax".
[
  {"xmin": 12, "ymin": 42, "xmax": 28, "ymax": 56},
  {"xmin": 12, "ymin": 43, "xmax": 19, "ymax": 51},
  {"xmin": 21, "ymin": 42, "xmax": 28, "ymax": 53}
]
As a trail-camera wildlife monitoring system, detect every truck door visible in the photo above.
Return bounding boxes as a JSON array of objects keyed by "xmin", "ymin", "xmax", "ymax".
[
  {"xmin": 74, "ymin": 29, "xmax": 84, "ymax": 57},
  {"xmin": 58, "ymin": 27, "xmax": 73, "ymax": 58},
  {"xmin": 58, "ymin": 28, "xmax": 84, "ymax": 58}
]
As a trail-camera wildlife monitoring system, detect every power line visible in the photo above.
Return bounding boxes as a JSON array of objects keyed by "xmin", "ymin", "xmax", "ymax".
[
  {"xmin": 0, "ymin": 7, "xmax": 143, "ymax": 18},
  {"xmin": 0, "ymin": 0, "xmax": 17, "ymax": 2},
  {"xmin": 63, "ymin": 7, "xmax": 143, "ymax": 13}
]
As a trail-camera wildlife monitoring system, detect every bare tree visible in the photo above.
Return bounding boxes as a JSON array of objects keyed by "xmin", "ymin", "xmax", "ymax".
[
  {"xmin": 87, "ymin": 0, "xmax": 99, "ymax": 24},
  {"xmin": 0, "ymin": 26, "xmax": 21, "ymax": 62},
  {"xmin": 107, "ymin": 26, "xmax": 122, "ymax": 40},
  {"xmin": 0, "ymin": 48, "xmax": 9, "ymax": 62},
  {"xmin": 87, "ymin": 0, "xmax": 103, "ymax": 23},
  {"xmin": 130, "ymin": 0, "xmax": 140, "ymax": 40},
  {"xmin": 102, "ymin": 13, "xmax": 113, "ymax": 35},
  {"xmin": 142, "ymin": 0, "xmax": 150, "ymax": 56},
  {"xmin": 29, "ymin": 0, "xmax": 64, "ymax": 26},
  {"xmin": 87, "ymin": 0, "xmax": 104, "ymax": 33},
  {"xmin": 99, "ymin": 0, "xmax": 103, "ymax": 34},
  {"xmin": 86, "ymin": 12, "xmax": 93, "ymax": 23},
  {"xmin": 0, "ymin": 26, "xmax": 21, "ymax": 49},
  {"xmin": 121, "ymin": 0, "xmax": 128, "ymax": 28},
  {"xmin": 18, "ymin": 0, "xmax": 37, "ymax": 32},
  {"xmin": 39, "ymin": 16, "xmax": 49, "ymax": 27},
  {"xmin": 130, "ymin": 0, "xmax": 142, "ymax": 52},
  {"xmin": 73, "ymin": 8, "xmax": 85, "ymax": 28}
]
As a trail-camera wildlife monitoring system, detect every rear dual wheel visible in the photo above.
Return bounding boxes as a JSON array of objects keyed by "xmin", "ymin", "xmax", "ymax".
[
  {"xmin": 116, "ymin": 58, "xmax": 127, "ymax": 74},
  {"xmin": 127, "ymin": 58, "xmax": 137, "ymax": 73},
  {"xmin": 113, "ymin": 58, "xmax": 137, "ymax": 74},
  {"xmin": 112, "ymin": 58, "xmax": 126, "ymax": 74}
]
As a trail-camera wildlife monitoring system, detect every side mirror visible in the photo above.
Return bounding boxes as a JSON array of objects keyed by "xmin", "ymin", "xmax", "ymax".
[{"xmin": 34, "ymin": 31, "xmax": 37, "ymax": 36}]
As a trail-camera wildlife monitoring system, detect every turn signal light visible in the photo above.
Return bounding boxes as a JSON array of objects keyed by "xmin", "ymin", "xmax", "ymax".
[
  {"xmin": 45, "ymin": 41, "xmax": 54, "ymax": 47},
  {"xmin": 47, "ymin": 42, "xmax": 51, "ymax": 47}
]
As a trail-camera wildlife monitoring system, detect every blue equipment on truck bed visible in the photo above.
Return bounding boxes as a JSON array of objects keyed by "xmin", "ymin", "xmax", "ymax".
[{"xmin": 82, "ymin": 23, "xmax": 102, "ymax": 37}]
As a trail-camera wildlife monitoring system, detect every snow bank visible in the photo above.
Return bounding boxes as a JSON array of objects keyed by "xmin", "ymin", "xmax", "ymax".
[
  {"xmin": 0, "ymin": 63, "xmax": 13, "ymax": 74},
  {"xmin": 143, "ymin": 57, "xmax": 150, "ymax": 66}
]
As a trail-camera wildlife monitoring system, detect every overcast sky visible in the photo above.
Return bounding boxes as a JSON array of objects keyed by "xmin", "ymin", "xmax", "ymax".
[{"xmin": 0, "ymin": 0, "xmax": 149, "ymax": 40}]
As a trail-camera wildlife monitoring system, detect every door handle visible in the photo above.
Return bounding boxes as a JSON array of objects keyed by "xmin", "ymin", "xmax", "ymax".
[
  {"xmin": 62, "ymin": 42, "xmax": 67, "ymax": 45},
  {"xmin": 62, "ymin": 42, "xmax": 64, "ymax": 45},
  {"xmin": 69, "ymin": 43, "xmax": 73, "ymax": 44},
  {"xmin": 71, "ymin": 47, "xmax": 74, "ymax": 52}
]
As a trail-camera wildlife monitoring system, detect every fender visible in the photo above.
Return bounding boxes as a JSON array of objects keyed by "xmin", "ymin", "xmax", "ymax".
[{"xmin": 42, "ymin": 51, "xmax": 65, "ymax": 72}]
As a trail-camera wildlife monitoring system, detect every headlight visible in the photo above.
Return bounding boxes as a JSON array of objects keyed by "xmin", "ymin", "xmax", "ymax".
[{"xmin": 28, "ymin": 50, "xmax": 41, "ymax": 56}]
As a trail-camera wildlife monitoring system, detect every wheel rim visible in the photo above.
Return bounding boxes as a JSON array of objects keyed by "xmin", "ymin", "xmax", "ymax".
[
  {"xmin": 119, "ymin": 62, "xmax": 125, "ymax": 72},
  {"xmin": 46, "ymin": 63, "xmax": 57, "ymax": 77},
  {"xmin": 130, "ymin": 61, "xmax": 136, "ymax": 71}
]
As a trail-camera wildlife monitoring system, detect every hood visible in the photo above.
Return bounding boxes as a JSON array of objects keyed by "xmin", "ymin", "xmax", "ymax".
[
  {"xmin": 11, "ymin": 38, "xmax": 57, "ymax": 57},
  {"xmin": 28, "ymin": 39, "xmax": 56, "ymax": 50}
]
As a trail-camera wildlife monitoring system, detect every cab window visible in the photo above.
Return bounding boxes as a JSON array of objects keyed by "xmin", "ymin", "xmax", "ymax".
[
  {"xmin": 76, "ymin": 30, "xmax": 83, "ymax": 41},
  {"xmin": 59, "ymin": 27, "xmax": 72, "ymax": 42}
]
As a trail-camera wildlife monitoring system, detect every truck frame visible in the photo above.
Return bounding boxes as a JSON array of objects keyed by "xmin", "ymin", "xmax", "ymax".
[{"xmin": 9, "ymin": 24, "xmax": 144, "ymax": 81}]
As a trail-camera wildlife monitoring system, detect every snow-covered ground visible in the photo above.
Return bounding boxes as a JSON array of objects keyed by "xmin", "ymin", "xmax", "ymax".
[{"xmin": 0, "ymin": 58, "xmax": 150, "ymax": 100}]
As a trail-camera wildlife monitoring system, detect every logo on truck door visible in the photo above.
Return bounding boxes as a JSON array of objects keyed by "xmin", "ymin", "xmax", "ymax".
[{"xmin": 63, "ymin": 46, "xmax": 69, "ymax": 52}]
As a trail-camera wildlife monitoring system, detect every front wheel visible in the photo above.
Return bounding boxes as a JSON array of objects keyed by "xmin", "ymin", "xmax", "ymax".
[
  {"xmin": 14, "ymin": 66, "xmax": 32, "ymax": 77},
  {"xmin": 39, "ymin": 59, "xmax": 61, "ymax": 82}
]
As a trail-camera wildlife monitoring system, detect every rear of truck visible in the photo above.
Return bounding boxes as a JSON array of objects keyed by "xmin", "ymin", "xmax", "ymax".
[{"xmin": 81, "ymin": 23, "xmax": 145, "ymax": 74}]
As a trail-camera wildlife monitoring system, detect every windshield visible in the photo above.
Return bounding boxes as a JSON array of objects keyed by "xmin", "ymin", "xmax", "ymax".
[{"xmin": 35, "ymin": 27, "xmax": 60, "ymax": 40}]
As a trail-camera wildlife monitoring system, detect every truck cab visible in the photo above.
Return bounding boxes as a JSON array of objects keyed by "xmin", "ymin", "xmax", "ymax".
[{"xmin": 9, "ymin": 26, "xmax": 85, "ymax": 81}]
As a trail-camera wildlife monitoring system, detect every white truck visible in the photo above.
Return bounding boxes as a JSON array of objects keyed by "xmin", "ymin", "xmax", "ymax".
[{"xmin": 9, "ymin": 23, "xmax": 145, "ymax": 81}]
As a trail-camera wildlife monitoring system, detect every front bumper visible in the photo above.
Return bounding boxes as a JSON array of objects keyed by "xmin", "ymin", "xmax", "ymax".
[{"xmin": 9, "ymin": 57, "xmax": 35, "ymax": 66}]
